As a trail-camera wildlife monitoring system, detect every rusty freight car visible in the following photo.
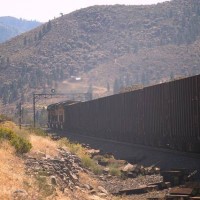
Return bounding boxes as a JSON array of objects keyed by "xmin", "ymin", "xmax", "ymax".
[{"xmin": 47, "ymin": 74, "xmax": 200, "ymax": 153}]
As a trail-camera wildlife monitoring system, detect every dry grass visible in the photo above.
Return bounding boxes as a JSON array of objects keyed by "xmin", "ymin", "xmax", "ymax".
[
  {"xmin": 29, "ymin": 134, "xmax": 59, "ymax": 157},
  {"xmin": 0, "ymin": 122, "xmax": 117, "ymax": 200},
  {"xmin": 0, "ymin": 121, "xmax": 18, "ymax": 130},
  {"xmin": 0, "ymin": 142, "xmax": 27, "ymax": 199},
  {"xmin": 79, "ymin": 171, "xmax": 99, "ymax": 189}
]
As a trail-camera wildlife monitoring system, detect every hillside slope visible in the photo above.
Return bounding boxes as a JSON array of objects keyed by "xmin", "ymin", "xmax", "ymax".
[
  {"xmin": 0, "ymin": 0, "xmax": 200, "ymax": 105},
  {"xmin": 0, "ymin": 16, "xmax": 41, "ymax": 43}
]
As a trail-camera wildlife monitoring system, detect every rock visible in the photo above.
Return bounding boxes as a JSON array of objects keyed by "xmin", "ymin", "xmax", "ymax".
[
  {"xmin": 25, "ymin": 155, "xmax": 36, "ymax": 160},
  {"xmin": 50, "ymin": 176, "xmax": 57, "ymax": 185},
  {"xmin": 147, "ymin": 185, "xmax": 159, "ymax": 191},
  {"xmin": 97, "ymin": 186, "xmax": 108, "ymax": 195},
  {"xmin": 114, "ymin": 185, "xmax": 148, "ymax": 195},
  {"xmin": 24, "ymin": 147, "xmax": 82, "ymax": 191},
  {"xmin": 145, "ymin": 166, "xmax": 155, "ymax": 175},
  {"xmin": 140, "ymin": 165, "xmax": 145, "ymax": 174},
  {"xmin": 104, "ymin": 153, "xmax": 114, "ymax": 159},
  {"xmin": 107, "ymin": 174, "xmax": 112, "ymax": 179},
  {"xmin": 75, "ymin": 185, "xmax": 82, "ymax": 190},
  {"xmin": 69, "ymin": 171, "xmax": 78, "ymax": 181},
  {"xmin": 86, "ymin": 149, "xmax": 100, "ymax": 156},
  {"xmin": 83, "ymin": 184, "xmax": 93, "ymax": 190},
  {"xmin": 165, "ymin": 182, "xmax": 171, "ymax": 188},
  {"xmin": 31, "ymin": 161, "xmax": 40, "ymax": 165},
  {"xmin": 89, "ymin": 189, "xmax": 97, "ymax": 195},
  {"xmin": 121, "ymin": 163, "xmax": 134, "ymax": 172},
  {"xmin": 89, "ymin": 195, "xmax": 106, "ymax": 200},
  {"xmin": 132, "ymin": 164, "xmax": 142, "ymax": 173},
  {"xmin": 64, "ymin": 188, "xmax": 69, "ymax": 194},
  {"xmin": 103, "ymin": 167, "xmax": 109, "ymax": 175},
  {"xmin": 99, "ymin": 175, "xmax": 106, "ymax": 181},
  {"xmin": 97, "ymin": 192, "xmax": 108, "ymax": 197},
  {"xmin": 98, "ymin": 160, "xmax": 108, "ymax": 166},
  {"xmin": 13, "ymin": 189, "xmax": 28, "ymax": 198},
  {"xmin": 51, "ymin": 135, "xmax": 60, "ymax": 140},
  {"xmin": 154, "ymin": 167, "xmax": 160, "ymax": 174},
  {"xmin": 35, "ymin": 150, "xmax": 46, "ymax": 157},
  {"xmin": 127, "ymin": 172, "xmax": 137, "ymax": 178}
]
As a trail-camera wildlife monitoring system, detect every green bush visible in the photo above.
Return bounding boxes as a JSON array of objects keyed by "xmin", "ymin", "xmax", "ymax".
[
  {"xmin": 108, "ymin": 162, "xmax": 122, "ymax": 177},
  {"xmin": 109, "ymin": 165, "xmax": 121, "ymax": 177},
  {"xmin": 81, "ymin": 154, "xmax": 103, "ymax": 175},
  {"xmin": 81, "ymin": 154, "xmax": 95, "ymax": 168},
  {"xmin": 0, "ymin": 127, "xmax": 16, "ymax": 140},
  {"xmin": 59, "ymin": 137, "xmax": 85, "ymax": 156},
  {"xmin": 91, "ymin": 164, "xmax": 103, "ymax": 175},
  {"xmin": 0, "ymin": 127, "xmax": 32, "ymax": 154},
  {"xmin": 11, "ymin": 136, "xmax": 32, "ymax": 154}
]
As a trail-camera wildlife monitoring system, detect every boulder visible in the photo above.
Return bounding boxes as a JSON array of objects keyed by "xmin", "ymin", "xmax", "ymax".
[
  {"xmin": 97, "ymin": 186, "xmax": 108, "ymax": 195},
  {"xmin": 50, "ymin": 176, "xmax": 57, "ymax": 185}
]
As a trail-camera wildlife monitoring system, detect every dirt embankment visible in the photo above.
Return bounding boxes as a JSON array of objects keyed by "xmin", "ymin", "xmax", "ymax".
[{"xmin": 1, "ymin": 122, "xmax": 199, "ymax": 200}]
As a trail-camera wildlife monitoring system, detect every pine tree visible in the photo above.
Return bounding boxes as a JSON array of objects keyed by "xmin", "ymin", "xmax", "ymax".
[
  {"xmin": 47, "ymin": 20, "xmax": 52, "ymax": 31},
  {"xmin": 107, "ymin": 82, "xmax": 110, "ymax": 91},
  {"xmin": 23, "ymin": 37, "xmax": 27, "ymax": 45},
  {"xmin": 113, "ymin": 78, "xmax": 120, "ymax": 94},
  {"xmin": 38, "ymin": 31, "xmax": 42, "ymax": 40}
]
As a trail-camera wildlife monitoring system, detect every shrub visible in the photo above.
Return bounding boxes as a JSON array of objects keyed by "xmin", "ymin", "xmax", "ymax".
[
  {"xmin": 109, "ymin": 166, "xmax": 121, "ymax": 177},
  {"xmin": 81, "ymin": 154, "xmax": 103, "ymax": 175},
  {"xmin": 36, "ymin": 176, "xmax": 55, "ymax": 197},
  {"xmin": 81, "ymin": 154, "xmax": 95, "ymax": 168},
  {"xmin": 59, "ymin": 138, "xmax": 85, "ymax": 156},
  {"xmin": 11, "ymin": 136, "xmax": 32, "ymax": 154},
  {"xmin": 91, "ymin": 164, "xmax": 103, "ymax": 175},
  {"xmin": 108, "ymin": 163, "xmax": 121, "ymax": 177},
  {"xmin": 0, "ymin": 127, "xmax": 16, "ymax": 140},
  {"xmin": 0, "ymin": 127, "xmax": 32, "ymax": 154}
]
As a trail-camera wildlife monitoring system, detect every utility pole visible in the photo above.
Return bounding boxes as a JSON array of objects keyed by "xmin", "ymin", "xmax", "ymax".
[
  {"xmin": 33, "ymin": 94, "xmax": 36, "ymax": 128},
  {"xmin": 18, "ymin": 101, "xmax": 22, "ymax": 129}
]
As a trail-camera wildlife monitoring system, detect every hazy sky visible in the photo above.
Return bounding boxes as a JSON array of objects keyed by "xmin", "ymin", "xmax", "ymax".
[{"xmin": 0, "ymin": 0, "xmax": 169, "ymax": 22}]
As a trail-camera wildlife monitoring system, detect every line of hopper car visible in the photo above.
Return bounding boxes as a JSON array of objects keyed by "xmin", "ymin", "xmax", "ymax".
[{"xmin": 47, "ymin": 74, "xmax": 200, "ymax": 153}]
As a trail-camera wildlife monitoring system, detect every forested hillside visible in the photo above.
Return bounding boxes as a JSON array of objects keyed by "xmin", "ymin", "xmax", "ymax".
[
  {"xmin": 0, "ymin": 16, "xmax": 41, "ymax": 43},
  {"xmin": 0, "ymin": 0, "xmax": 200, "ymax": 105}
]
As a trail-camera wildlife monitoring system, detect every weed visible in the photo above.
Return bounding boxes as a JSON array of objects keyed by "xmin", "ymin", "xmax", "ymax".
[
  {"xmin": 109, "ymin": 167, "xmax": 121, "ymax": 177},
  {"xmin": 81, "ymin": 154, "xmax": 103, "ymax": 175},
  {"xmin": 81, "ymin": 154, "xmax": 95, "ymax": 168},
  {"xmin": 36, "ymin": 175, "xmax": 55, "ymax": 198},
  {"xmin": 91, "ymin": 165, "xmax": 103, "ymax": 175},
  {"xmin": 59, "ymin": 137, "xmax": 86, "ymax": 156},
  {"xmin": 0, "ymin": 127, "xmax": 32, "ymax": 154},
  {"xmin": 108, "ymin": 163, "xmax": 121, "ymax": 177},
  {"xmin": 11, "ymin": 136, "xmax": 32, "ymax": 154},
  {"xmin": 38, "ymin": 169, "xmax": 50, "ymax": 177},
  {"xmin": 59, "ymin": 137, "xmax": 71, "ymax": 146}
]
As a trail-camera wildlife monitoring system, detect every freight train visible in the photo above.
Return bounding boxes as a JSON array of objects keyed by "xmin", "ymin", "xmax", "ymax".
[{"xmin": 47, "ymin": 74, "xmax": 200, "ymax": 153}]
